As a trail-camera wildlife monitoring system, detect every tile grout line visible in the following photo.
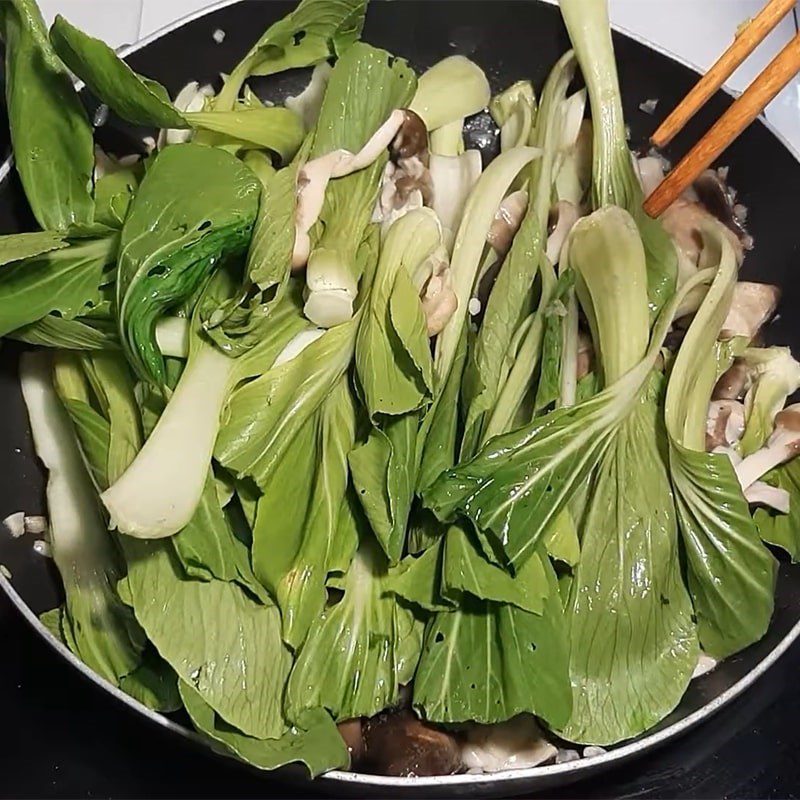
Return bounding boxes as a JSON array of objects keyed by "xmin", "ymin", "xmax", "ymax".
[{"xmin": 136, "ymin": 0, "xmax": 146, "ymax": 41}]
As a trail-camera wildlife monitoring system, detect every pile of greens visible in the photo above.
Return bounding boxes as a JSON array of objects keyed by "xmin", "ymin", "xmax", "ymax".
[{"xmin": 2, "ymin": 0, "xmax": 798, "ymax": 777}]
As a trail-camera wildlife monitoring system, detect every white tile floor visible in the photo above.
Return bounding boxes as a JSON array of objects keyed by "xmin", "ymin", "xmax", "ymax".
[{"xmin": 38, "ymin": 0, "xmax": 800, "ymax": 153}]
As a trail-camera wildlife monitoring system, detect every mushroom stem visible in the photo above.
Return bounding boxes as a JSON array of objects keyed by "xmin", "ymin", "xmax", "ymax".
[
  {"xmin": 293, "ymin": 109, "xmax": 409, "ymax": 269},
  {"xmin": 736, "ymin": 404, "xmax": 800, "ymax": 489},
  {"xmin": 744, "ymin": 481, "xmax": 790, "ymax": 512}
]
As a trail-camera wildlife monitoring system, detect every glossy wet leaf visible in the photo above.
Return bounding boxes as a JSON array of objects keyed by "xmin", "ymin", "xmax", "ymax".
[
  {"xmin": 181, "ymin": 683, "xmax": 349, "ymax": 776},
  {"xmin": 755, "ymin": 459, "xmax": 800, "ymax": 561},
  {"xmin": 215, "ymin": 319, "xmax": 356, "ymax": 488},
  {"xmin": 0, "ymin": 0, "xmax": 94, "ymax": 230},
  {"xmin": 122, "ymin": 537, "xmax": 292, "ymax": 739},
  {"xmin": 560, "ymin": 399, "xmax": 698, "ymax": 745},
  {"xmin": 216, "ymin": 0, "xmax": 368, "ymax": 109},
  {"xmin": 350, "ymin": 413, "xmax": 418, "ymax": 564},
  {"xmin": 355, "ymin": 210, "xmax": 437, "ymax": 418},
  {"xmin": 442, "ymin": 524, "xmax": 549, "ymax": 614},
  {"xmin": 172, "ymin": 470, "xmax": 269, "ymax": 604},
  {"xmin": 0, "ymin": 230, "xmax": 118, "ymax": 338},
  {"xmin": 286, "ymin": 539, "xmax": 408, "ymax": 721},
  {"xmin": 117, "ymin": 144, "xmax": 260, "ymax": 384},
  {"xmin": 50, "ymin": 15, "xmax": 186, "ymax": 128},
  {"xmin": 413, "ymin": 552, "xmax": 571, "ymax": 728},
  {"xmin": 184, "ymin": 109, "xmax": 304, "ymax": 162},
  {"xmin": 425, "ymin": 387, "xmax": 621, "ymax": 569},
  {"xmin": 259, "ymin": 378, "xmax": 357, "ymax": 649},
  {"xmin": 670, "ymin": 444, "xmax": 776, "ymax": 659},
  {"xmin": 12, "ymin": 314, "xmax": 118, "ymax": 351},
  {"xmin": 0, "ymin": 230, "xmax": 71, "ymax": 265}
]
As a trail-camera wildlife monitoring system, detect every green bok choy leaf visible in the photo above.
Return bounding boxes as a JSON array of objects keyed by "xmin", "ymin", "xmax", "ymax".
[
  {"xmin": 20, "ymin": 352, "xmax": 145, "ymax": 685},
  {"xmin": 116, "ymin": 143, "xmax": 260, "ymax": 385},
  {"xmin": 664, "ymin": 225, "xmax": 777, "ymax": 660},
  {"xmin": 0, "ymin": 0, "xmax": 94, "ymax": 230}
]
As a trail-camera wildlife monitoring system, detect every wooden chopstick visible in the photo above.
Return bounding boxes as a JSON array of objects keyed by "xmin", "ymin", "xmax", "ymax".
[
  {"xmin": 651, "ymin": 0, "xmax": 797, "ymax": 148},
  {"xmin": 644, "ymin": 31, "xmax": 800, "ymax": 219}
]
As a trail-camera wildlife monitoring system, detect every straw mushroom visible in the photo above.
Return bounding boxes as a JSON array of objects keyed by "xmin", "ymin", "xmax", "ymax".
[
  {"xmin": 361, "ymin": 709, "xmax": 461, "ymax": 777},
  {"xmin": 338, "ymin": 719, "xmax": 365, "ymax": 765},
  {"xmin": 713, "ymin": 359, "xmax": 751, "ymax": 400},
  {"xmin": 486, "ymin": 189, "xmax": 528, "ymax": 257},
  {"xmin": 460, "ymin": 716, "xmax": 557, "ymax": 774},
  {"xmin": 705, "ymin": 400, "xmax": 745, "ymax": 451},
  {"xmin": 373, "ymin": 110, "xmax": 434, "ymax": 233},
  {"xmin": 420, "ymin": 250, "xmax": 458, "ymax": 336},
  {"xmin": 693, "ymin": 168, "xmax": 753, "ymax": 249}
]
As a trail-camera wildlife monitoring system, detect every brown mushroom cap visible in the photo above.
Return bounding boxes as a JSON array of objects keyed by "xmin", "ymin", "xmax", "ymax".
[
  {"xmin": 713, "ymin": 359, "xmax": 751, "ymax": 400},
  {"xmin": 391, "ymin": 109, "xmax": 430, "ymax": 164},
  {"xmin": 338, "ymin": 718, "xmax": 365, "ymax": 766},
  {"xmin": 361, "ymin": 709, "xmax": 462, "ymax": 777},
  {"xmin": 693, "ymin": 168, "xmax": 753, "ymax": 249},
  {"xmin": 705, "ymin": 399, "xmax": 745, "ymax": 451}
]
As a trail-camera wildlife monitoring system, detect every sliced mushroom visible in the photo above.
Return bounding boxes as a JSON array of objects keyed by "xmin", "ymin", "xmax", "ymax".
[
  {"xmin": 693, "ymin": 168, "xmax": 753, "ymax": 250},
  {"xmin": 372, "ymin": 161, "xmax": 426, "ymax": 232},
  {"xmin": 744, "ymin": 480, "xmax": 790, "ymax": 513},
  {"xmin": 421, "ymin": 260, "xmax": 458, "ymax": 336},
  {"xmin": 736, "ymin": 403, "xmax": 800, "ymax": 489},
  {"xmin": 486, "ymin": 190, "xmax": 528, "ymax": 257},
  {"xmin": 713, "ymin": 358, "xmax": 751, "ymax": 400},
  {"xmin": 546, "ymin": 201, "xmax": 580, "ymax": 266},
  {"xmin": 660, "ymin": 197, "xmax": 745, "ymax": 275},
  {"xmin": 720, "ymin": 282, "xmax": 781, "ymax": 341},
  {"xmin": 705, "ymin": 400, "xmax": 746, "ymax": 451},
  {"xmin": 460, "ymin": 715, "xmax": 557, "ymax": 774},
  {"xmin": 371, "ymin": 111, "xmax": 435, "ymax": 235},
  {"xmin": 294, "ymin": 109, "xmax": 412, "ymax": 268},
  {"xmin": 361, "ymin": 709, "xmax": 461, "ymax": 777}
]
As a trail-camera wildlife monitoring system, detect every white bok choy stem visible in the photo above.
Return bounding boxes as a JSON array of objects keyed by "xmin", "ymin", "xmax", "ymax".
[
  {"xmin": 101, "ymin": 321, "xmax": 322, "ymax": 539},
  {"xmin": 430, "ymin": 119, "xmax": 465, "ymax": 157},
  {"xmin": 428, "ymin": 150, "xmax": 483, "ymax": 252},
  {"xmin": 435, "ymin": 145, "xmax": 542, "ymax": 383},
  {"xmin": 155, "ymin": 316, "xmax": 189, "ymax": 358},
  {"xmin": 101, "ymin": 341, "xmax": 234, "ymax": 539},
  {"xmin": 490, "ymin": 80, "xmax": 537, "ymax": 151},
  {"xmin": 20, "ymin": 352, "xmax": 143, "ymax": 681}
]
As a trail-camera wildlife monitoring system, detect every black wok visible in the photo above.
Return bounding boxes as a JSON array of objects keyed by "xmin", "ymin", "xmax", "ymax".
[{"xmin": 1, "ymin": 1, "xmax": 799, "ymax": 797}]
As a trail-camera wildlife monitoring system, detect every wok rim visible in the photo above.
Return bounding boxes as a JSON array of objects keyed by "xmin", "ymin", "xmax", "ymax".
[{"xmin": 1, "ymin": 0, "xmax": 799, "ymax": 790}]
